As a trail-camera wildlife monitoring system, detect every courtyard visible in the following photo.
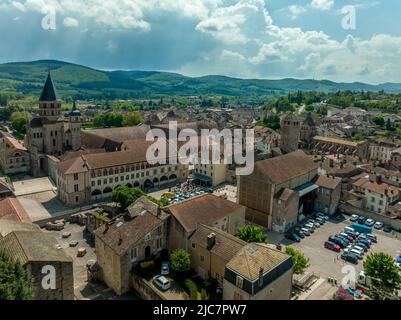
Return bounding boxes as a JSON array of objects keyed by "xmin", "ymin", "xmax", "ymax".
[{"xmin": 45, "ymin": 222, "xmax": 139, "ymax": 300}]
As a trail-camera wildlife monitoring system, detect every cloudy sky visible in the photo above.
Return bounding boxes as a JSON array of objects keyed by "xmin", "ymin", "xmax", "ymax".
[{"xmin": 0, "ymin": 0, "xmax": 400, "ymax": 84}]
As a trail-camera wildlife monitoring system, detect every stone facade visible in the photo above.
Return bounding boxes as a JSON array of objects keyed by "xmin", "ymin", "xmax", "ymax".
[
  {"xmin": 25, "ymin": 73, "xmax": 81, "ymax": 177},
  {"xmin": 280, "ymin": 114, "xmax": 301, "ymax": 154},
  {"xmin": 0, "ymin": 132, "xmax": 30, "ymax": 175}
]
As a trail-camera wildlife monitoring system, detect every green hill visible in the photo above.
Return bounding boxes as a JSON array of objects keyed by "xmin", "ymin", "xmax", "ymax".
[{"xmin": 0, "ymin": 59, "xmax": 400, "ymax": 99}]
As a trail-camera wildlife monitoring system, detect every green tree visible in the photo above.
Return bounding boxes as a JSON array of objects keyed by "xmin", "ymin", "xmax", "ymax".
[
  {"xmin": 0, "ymin": 252, "xmax": 34, "ymax": 300},
  {"xmin": 170, "ymin": 249, "xmax": 191, "ymax": 274},
  {"xmin": 112, "ymin": 186, "xmax": 145, "ymax": 210},
  {"xmin": 10, "ymin": 112, "xmax": 31, "ymax": 136},
  {"xmin": 372, "ymin": 116, "xmax": 385, "ymax": 127},
  {"xmin": 123, "ymin": 112, "xmax": 143, "ymax": 126},
  {"xmin": 363, "ymin": 252, "xmax": 401, "ymax": 297},
  {"xmin": 236, "ymin": 224, "xmax": 267, "ymax": 243},
  {"xmin": 285, "ymin": 247, "xmax": 310, "ymax": 275}
]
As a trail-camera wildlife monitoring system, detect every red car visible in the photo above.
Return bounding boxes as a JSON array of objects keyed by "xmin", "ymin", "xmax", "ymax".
[{"xmin": 324, "ymin": 241, "xmax": 341, "ymax": 252}]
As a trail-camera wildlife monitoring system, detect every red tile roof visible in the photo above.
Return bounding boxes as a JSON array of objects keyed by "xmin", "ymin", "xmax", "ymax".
[{"xmin": 0, "ymin": 197, "xmax": 31, "ymax": 223}]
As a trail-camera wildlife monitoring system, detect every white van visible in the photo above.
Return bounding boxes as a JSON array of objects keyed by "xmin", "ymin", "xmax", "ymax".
[{"xmin": 344, "ymin": 226, "xmax": 355, "ymax": 234}]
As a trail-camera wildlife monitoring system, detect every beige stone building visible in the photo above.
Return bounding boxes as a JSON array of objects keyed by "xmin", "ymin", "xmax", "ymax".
[
  {"xmin": 223, "ymin": 243, "xmax": 293, "ymax": 300},
  {"xmin": 0, "ymin": 230, "xmax": 74, "ymax": 300},
  {"xmin": 56, "ymin": 140, "xmax": 182, "ymax": 206},
  {"xmin": 0, "ymin": 131, "xmax": 30, "ymax": 174},
  {"xmin": 94, "ymin": 197, "xmax": 168, "ymax": 295},
  {"xmin": 238, "ymin": 150, "xmax": 319, "ymax": 232},
  {"xmin": 188, "ymin": 224, "xmax": 247, "ymax": 286},
  {"xmin": 369, "ymin": 139, "xmax": 399, "ymax": 163},
  {"xmin": 164, "ymin": 193, "xmax": 245, "ymax": 252},
  {"xmin": 315, "ymin": 174, "xmax": 342, "ymax": 215},
  {"xmin": 352, "ymin": 175, "xmax": 400, "ymax": 214},
  {"xmin": 25, "ymin": 73, "xmax": 81, "ymax": 176}
]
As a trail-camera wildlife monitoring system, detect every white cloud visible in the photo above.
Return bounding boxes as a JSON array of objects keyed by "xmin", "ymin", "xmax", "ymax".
[
  {"xmin": 11, "ymin": 1, "xmax": 26, "ymax": 12},
  {"xmin": 310, "ymin": 0, "xmax": 334, "ymax": 11},
  {"xmin": 62, "ymin": 16, "xmax": 79, "ymax": 28},
  {"xmin": 288, "ymin": 5, "xmax": 306, "ymax": 20}
]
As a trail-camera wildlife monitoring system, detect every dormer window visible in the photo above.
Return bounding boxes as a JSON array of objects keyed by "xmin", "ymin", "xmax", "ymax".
[{"xmin": 144, "ymin": 233, "xmax": 151, "ymax": 241}]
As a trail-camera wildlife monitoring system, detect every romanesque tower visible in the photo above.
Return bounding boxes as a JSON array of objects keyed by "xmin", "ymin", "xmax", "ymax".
[
  {"xmin": 66, "ymin": 100, "xmax": 81, "ymax": 151},
  {"xmin": 280, "ymin": 113, "xmax": 301, "ymax": 154}
]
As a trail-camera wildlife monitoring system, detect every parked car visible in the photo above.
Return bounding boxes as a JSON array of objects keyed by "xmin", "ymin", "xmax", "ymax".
[
  {"xmin": 355, "ymin": 238, "xmax": 371, "ymax": 248},
  {"xmin": 344, "ymin": 226, "xmax": 357, "ymax": 235},
  {"xmin": 295, "ymin": 229, "xmax": 306, "ymax": 238},
  {"xmin": 341, "ymin": 253, "xmax": 359, "ymax": 264},
  {"xmin": 357, "ymin": 216, "xmax": 366, "ymax": 224},
  {"xmin": 316, "ymin": 217, "xmax": 325, "ymax": 225},
  {"xmin": 339, "ymin": 233, "xmax": 354, "ymax": 242},
  {"xmin": 328, "ymin": 236, "xmax": 347, "ymax": 248},
  {"xmin": 353, "ymin": 243, "xmax": 368, "ymax": 252},
  {"xmin": 324, "ymin": 241, "xmax": 341, "ymax": 252},
  {"xmin": 353, "ymin": 244, "xmax": 367, "ymax": 253},
  {"xmin": 358, "ymin": 235, "xmax": 372, "ymax": 245},
  {"xmin": 365, "ymin": 219, "xmax": 375, "ymax": 227},
  {"xmin": 161, "ymin": 262, "xmax": 170, "ymax": 275},
  {"xmin": 366, "ymin": 234, "xmax": 377, "ymax": 243},
  {"xmin": 340, "ymin": 232, "xmax": 355, "ymax": 241},
  {"xmin": 153, "ymin": 275, "xmax": 171, "ymax": 291},
  {"xmin": 349, "ymin": 248, "xmax": 364, "ymax": 259},
  {"xmin": 383, "ymin": 225, "xmax": 393, "ymax": 233},
  {"xmin": 301, "ymin": 228, "xmax": 311, "ymax": 236},
  {"xmin": 287, "ymin": 233, "xmax": 301, "ymax": 242},
  {"xmin": 374, "ymin": 222, "xmax": 384, "ymax": 230},
  {"xmin": 350, "ymin": 215, "xmax": 359, "ymax": 222},
  {"xmin": 336, "ymin": 234, "xmax": 350, "ymax": 246},
  {"xmin": 304, "ymin": 223, "xmax": 315, "ymax": 232},
  {"xmin": 316, "ymin": 213, "xmax": 329, "ymax": 221}
]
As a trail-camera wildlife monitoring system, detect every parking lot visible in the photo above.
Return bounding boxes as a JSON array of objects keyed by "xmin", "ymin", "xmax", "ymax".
[{"xmin": 283, "ymin": 216, "xmax": 401, "ymax": 281}]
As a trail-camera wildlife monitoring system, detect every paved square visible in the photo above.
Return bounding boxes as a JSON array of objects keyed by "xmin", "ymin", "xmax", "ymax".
[{"xmin": 282, "ymin": 218, "xmax": 401, "ymax": 281}]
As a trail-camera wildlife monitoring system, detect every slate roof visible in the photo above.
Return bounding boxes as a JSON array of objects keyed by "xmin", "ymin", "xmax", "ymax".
[
  {"xmin": 164, "ymin": 194, "xmax": 244, "ymax": 233},
  {"xmin": 39, "ymin": 72, "xmax": 60, "ymax": 102}
]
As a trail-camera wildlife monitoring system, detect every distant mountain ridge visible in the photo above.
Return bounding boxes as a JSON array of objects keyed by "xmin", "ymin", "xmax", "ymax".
[{"xmin": 0, "ymin": 59, "xmax": 400, "ymax": 99}]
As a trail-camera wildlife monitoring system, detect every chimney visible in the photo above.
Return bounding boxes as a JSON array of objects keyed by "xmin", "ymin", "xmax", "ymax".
[
  {"xmin": 118, "ymin": 236, "xmax": 123, "ymax": 246},
  {"xmin": 207, "ymin": 233, "xmax": 216, "ymax": 250},
  {"xmin": 340, "ymin": 161, "xmax": 344, "ymax": 169},
  {"xmin": 376, "ymin": 175, "xmax": 382, "ymax": 184},
  {"xmin": 329, "ymin": 158, "xmax": 334, "ymax": 168},
  {"xmin": 385, "ymin": 189, "xmax": 388, "ymax": 197}
]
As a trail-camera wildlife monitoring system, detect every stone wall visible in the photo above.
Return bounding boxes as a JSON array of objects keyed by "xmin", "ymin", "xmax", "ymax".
[{"xmin": 131, "ymin": 273, "xmax": 165, "ymax": 300}]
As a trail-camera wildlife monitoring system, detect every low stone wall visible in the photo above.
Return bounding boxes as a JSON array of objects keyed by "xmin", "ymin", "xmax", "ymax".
[
  {"xmin": 339, "ymin": 203, "xmax": 401, "ymax": 232},
  {"xmin": 131, "ymin": 274, "xmax": 165, "ymax": 300}
]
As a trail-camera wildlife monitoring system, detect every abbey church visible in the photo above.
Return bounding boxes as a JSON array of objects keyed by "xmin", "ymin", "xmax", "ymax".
[{"xmin": 0, "ymin": 72, "xmax": 82, "ymax": 176}]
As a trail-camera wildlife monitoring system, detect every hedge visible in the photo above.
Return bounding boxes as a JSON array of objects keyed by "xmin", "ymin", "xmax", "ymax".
[{"xmin": 184, "ymin": 279, "xmax": 198, "ymax": 300}]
